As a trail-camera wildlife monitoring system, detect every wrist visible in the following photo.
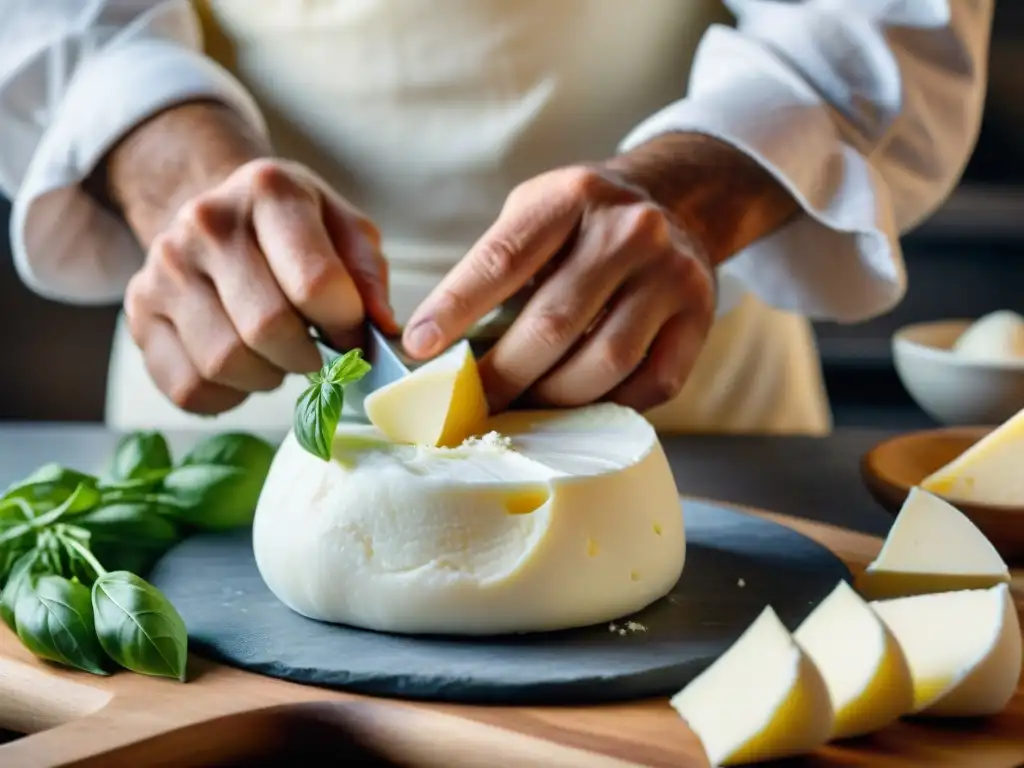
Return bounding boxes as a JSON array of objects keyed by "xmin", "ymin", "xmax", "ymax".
[
  {"xmin": 98, "ymin": 100, "xmax": 270, "ymax": 245},
  {"xmin": 604, "ymin": 132, "xmax": 799, "ymax": 266}
]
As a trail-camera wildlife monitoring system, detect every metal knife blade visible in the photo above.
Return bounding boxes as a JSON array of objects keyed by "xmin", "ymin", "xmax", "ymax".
[{"xmin": 315, "ymin": 325, "xmax": 413, "ymax": 419}]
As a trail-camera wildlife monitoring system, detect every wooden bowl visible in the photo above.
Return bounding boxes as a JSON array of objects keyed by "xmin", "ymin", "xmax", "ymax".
[{"xmin": 861, "ymin": 427, "xmax": 1024, "ymax": 563}]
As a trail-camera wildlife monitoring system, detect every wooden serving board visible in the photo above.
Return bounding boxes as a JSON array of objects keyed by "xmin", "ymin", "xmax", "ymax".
[{"xmin": 1, "ymin": 500, "xmax": 1022, "ymax": 768}]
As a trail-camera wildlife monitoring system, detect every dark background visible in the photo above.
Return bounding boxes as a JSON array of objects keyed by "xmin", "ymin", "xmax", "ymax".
[{"xmin": 4, "ymin": 4, "xmax": 1024, "ymax": 426}]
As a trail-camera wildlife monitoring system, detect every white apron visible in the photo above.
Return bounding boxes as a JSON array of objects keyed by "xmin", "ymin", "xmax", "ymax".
[{"xmin": 105, "ymin": 0, "xmax": 832, "ymax": 436}]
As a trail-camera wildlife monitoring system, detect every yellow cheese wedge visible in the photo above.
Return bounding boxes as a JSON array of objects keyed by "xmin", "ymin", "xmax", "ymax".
[
  {"xmin": 364, "ymin": 340, "xmax": 488, "ymax": 448},
  {"xmin": 670, "ymin": 606, "xmax": 834, "ymax": 766},
  {"xmin": 793, "ymin": 581, "xmax": 914, "ymax": 739},
  {"xmin": 856, "ymin": 487, "xmax": 1010, "ymax": 600},
  {"xmin": 921, "ymin": 407, "xmax": 1024, "ymax": 505},
  {"xmin": 871, "ymin": 584, "xmax": 1022, "ymax": 717}
]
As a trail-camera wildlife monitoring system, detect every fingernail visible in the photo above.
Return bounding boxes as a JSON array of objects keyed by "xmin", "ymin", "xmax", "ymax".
[{"xmin": 405, "ymin": 320, "xmax": 442, "ymax": 356}]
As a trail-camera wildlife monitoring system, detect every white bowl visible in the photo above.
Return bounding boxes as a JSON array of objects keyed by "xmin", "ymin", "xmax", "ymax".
[{"xmin": 892, "ymin": 319, "xmax": 1024, "ymax": 426}]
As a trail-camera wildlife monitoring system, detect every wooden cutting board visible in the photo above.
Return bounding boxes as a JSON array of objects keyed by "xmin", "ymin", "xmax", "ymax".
[{"xmin": 1, "ymin": 500, "xmax": 1022, "ymax": 768}]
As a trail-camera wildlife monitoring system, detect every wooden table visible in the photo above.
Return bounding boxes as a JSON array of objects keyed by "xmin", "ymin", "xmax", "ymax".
[
  {"xmin": 0, "ymin": 503, "xmax": 1021, "ymax": 768},
  {"xmin": 0, "ymin": 426, "xmax": 1020, "ymax": 766}
]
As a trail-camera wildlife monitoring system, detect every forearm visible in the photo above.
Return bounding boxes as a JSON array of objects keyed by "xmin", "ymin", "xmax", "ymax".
[
  {"xmin": 99, "ymin": 101, "xmax": 270, "ymax": 246},
  {"xmin": 607, "ymin": 132, "xmax": 799, "ymax": 267}
]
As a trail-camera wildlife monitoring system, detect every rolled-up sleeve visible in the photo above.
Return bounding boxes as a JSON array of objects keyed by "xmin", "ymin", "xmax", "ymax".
[
  {"xmin": 620, "ymin": 0, "xmax": 994, "ymax": 323},
  {"xmin": 0, "ymin": 0, "xmax": 268, "ymax": 304}
]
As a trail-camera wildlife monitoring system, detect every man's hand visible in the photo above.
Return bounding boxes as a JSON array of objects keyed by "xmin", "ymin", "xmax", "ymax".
[
  {"xmin": 102, "ymin": 103, "xmax": 396, "ymax": 415},
  {"xmin": 402, "ymin": 133, "xmax": 798, "ymax": 414}
]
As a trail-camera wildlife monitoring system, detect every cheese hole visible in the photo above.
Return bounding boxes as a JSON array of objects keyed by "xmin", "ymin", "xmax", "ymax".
[
  {"xmin": 504, "ymin": 487, "xmax": 550, "ymax": 515},
  {"xmin": 630, "ymin": 570, "xmax": 640, "ymax": 582},
  {"xmin": 587, "ymin": 538, "xmax": 600, "ymax": 557},
  {"xmin": 653, "ymin": 522, "xmax": 662, "ymax": 535}
]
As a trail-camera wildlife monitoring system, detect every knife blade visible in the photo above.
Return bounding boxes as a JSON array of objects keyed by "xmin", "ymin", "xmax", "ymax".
[{"xmin": 315, "ymin": 325, "xmax": 413, "ymax": 419}]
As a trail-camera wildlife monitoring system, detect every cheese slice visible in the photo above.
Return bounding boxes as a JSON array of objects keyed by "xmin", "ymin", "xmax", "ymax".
[
  {"xmin": 871, "ymin": 584, "xmax": 1022, "ymax": 717},
  {"xmin": 253, "ymin": 403, "xmax": 685, "ymax": 635},
  {"xmin": 920, "ymin": 408, "xmax": 1024, "ymax": 506},
  {"xmin": 856, "ymin": 487, "xmax": 1010, "ymax": 600},
  {"xmin": 364, "ymin": 340, "xmax": 488, "ymax": 448},
  {"xmin": 670, "ymin": 606, "xmax": 834, "ymax": 766},
  {"xmin": 793, "ymin": 581, "xmax": 914, "ymax": 739}
]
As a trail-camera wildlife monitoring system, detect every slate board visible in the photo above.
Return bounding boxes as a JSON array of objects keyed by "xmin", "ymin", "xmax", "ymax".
[{"xmin": 149, "ymin": 499, "xmax": 850, "ymax": 705}]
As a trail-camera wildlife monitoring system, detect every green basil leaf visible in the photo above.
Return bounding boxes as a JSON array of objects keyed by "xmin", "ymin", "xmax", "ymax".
[
  {"xmin": 326, "ymin": 347, "xmax": 371, "ymax": 384},
  {"xmin": 75, "ymin": 504, "xmax": 183, "ymax": 575},
  {"xmin": 92, "ymin": 571, "xmax": 187, "ymax": 681},
  {"xmin": 181, "ymin": 432, "xmax": 275, "ymax": 474},
  {"xmin": 1, "ymin": 549, "xmax": 42, "ymax": 629},
  {"xmin": 294, "ymin": 379, "xmax": 343, "ymax": 461},
  {"xmin": 108, "ymin": 432, "xmax": 173, "ymax": 482},
  {"xmin": 159, "ymin": 464, "xmax": 264, "ymax": 530},
  {"xmin": 3, "ymin": 464, "xmax": 100, "ymax": 513},
  {"xmin": 14, "ymin": 574, "xmax": 109, "ymax": 675}
]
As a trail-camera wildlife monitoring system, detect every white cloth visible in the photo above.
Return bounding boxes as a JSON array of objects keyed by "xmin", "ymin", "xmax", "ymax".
[{"xmin": 0, "ymin": 0, "xmax": 993, "ymax": 434}]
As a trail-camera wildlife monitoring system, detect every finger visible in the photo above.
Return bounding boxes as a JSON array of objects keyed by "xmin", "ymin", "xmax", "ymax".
[
  {"xmin": 250, "ymin": 165, "xmax": 364, "ymax": 350},
  {"xmin": 165, "ymin": 274, "xmax": 286, "ymax": 393},
  {"xmin": 477, "ymin": 215, "xmax": 638, "ymax": 412},
  {"xmin": 201, "ymin": 230, "xmax": 323, "ymax": 375},
  {"xmin": 134, "ymin": 314, "xmax": 248, "ymax": 416},
  {"xmin": 526, "ymin": 271, "xmax": 680, "ymax": 407},
  {"xmin": 321, "ymin": 192, "xmax": 400, "ymax": 335},
  {"xmin": 403, "ymin": 176, "xmax": 586, "ymax": 359},
  {"xmin": 604, "ymin": 311, "xmax": 709, "ymax": 413}
]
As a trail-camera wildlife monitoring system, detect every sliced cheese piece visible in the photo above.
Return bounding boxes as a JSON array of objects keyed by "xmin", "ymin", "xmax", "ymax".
[
  {"xmin": 856, "ymin": 487, "xmax": 1010, "ymax": 600},
  {"xmin": 253, "ymin": 403, "xmax": 685, "ymax": 634},
  {"xmin": 871, "ymin": 584, "xmax": 1022, "ymax": 717},
  {"xmin": 794, "ymin": 580, "xmax": 914, "ymax": 739},
  {"xmin": 920, "ymin": 408, "xmax": 1024, "ymax": 506},
  {"xmin": 670, "ymin": 606, "xmax": 834, "ymax": 766},
  {"xmin": 952, "ymin": 310, "xmax": 1024, "ymax": 362},
  {"xmin": 364, "ymin": 339, "xmax": 488, "ymax": 448}
]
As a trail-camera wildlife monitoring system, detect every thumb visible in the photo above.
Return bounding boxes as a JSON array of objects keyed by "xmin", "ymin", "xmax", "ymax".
[{"xmin": 321, "ymin": 195, "xmax": 399, "ymax": 335}]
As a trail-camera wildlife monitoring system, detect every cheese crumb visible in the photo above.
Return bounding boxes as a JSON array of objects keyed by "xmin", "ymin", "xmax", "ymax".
[
  {"xmin": 609, "ymin": 620, "xmax": 647, "ymax": 635},
  {"xmin": 737, "ymin": 578, "xmax": 746, "ymax": 588},
  {"xmin": 462, "ymin": 431, "xmax": 513, "ymax": 450}
]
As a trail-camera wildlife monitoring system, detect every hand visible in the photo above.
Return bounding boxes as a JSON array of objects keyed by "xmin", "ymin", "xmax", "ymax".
[
  {"xmin": 402, "ymin": 165, "xmax": 715, "ymax": 414},
  {"xmin": 107, "ymin": 105, "xmax": 397, "ymax": 416},
  {"xmin": 403, "ymin": 133, "xmax": 798, "ymax": 414}
]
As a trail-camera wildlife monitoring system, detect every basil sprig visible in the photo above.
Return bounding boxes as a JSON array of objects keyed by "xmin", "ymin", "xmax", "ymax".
[
  {"xmin": 0, "ymin": 430, "xmax": 275, "ymax": 682},
  {"xmin": 295, "ymin": 348, "xmax": 371, "ymax": 460}
]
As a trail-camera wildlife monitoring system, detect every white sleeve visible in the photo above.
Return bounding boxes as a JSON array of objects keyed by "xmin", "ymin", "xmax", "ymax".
[
  {"xmin": 620, "ymin": 0, "xmax": 994, "ymax": 323},
  {"xmin": 0, "ymin": 0, "xmax": 269, "ymax": 305}
]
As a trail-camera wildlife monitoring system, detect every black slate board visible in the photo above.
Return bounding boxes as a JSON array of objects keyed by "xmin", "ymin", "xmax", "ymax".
[{"xmin": 150, "ymin": 499, "xmax": 850, "ymax": 705}]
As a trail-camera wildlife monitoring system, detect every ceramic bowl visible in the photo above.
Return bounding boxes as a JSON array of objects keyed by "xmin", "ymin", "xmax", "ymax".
[
  {"xmin": 892, "ymin": 319, "xmax": 1024, "ymax": 426},
  {"xmin": 861, "ymin": 426, "xmax": 1024, "ymax": 562}
]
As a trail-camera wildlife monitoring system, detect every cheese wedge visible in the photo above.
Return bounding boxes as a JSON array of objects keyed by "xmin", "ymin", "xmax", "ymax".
[
  {"xmin": 253, "ymin": 403, "xmax": 685, "ymax": 634},
  {"xmin": 871, "ymin": 584, "xmax": 1022, "ymax": 717},
  {"xmin": 920, "ymin": 408, "xmax": 1024, "ymax": 506},
  {"xmin": 364, "ymin": 339, "xmax": 488, "ymax": 448},
  {"xmin": 670, "ymin": 606, "xmax": 834, "ymax": 766},
  {"xmin": 856, "ymin": 487, "xmax": 1010, "ymax": 600},
  {"xmin": 793, "ymin": 581, "xmax": 914, "ymax": 739}
]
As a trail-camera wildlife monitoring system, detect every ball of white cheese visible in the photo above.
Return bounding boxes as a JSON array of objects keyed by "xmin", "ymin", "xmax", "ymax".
[
  {"xmin": 253, "ymin": 403, "xmax": 685, "ymax": 635},
  {"xmin": 952, "ymin": 310, "xmax": 1024, "ymax": 362}
]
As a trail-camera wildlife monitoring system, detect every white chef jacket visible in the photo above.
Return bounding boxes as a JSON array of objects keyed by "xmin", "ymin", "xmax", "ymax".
[{"xmin": 0, "ymin": 0, "xmax": 993, "ymax": 435}]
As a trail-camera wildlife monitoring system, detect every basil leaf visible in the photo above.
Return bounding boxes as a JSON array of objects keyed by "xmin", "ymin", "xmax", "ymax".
[
  {"xmin": 181, "ymin": 432, "xmax": 275, "ymax": 475},
  {"xmin": 92, "ymin": 571, "xmax": 187, "ymax": 681},
  {"xmin": 159, "ymin": 464, "xmax": 262, "ymax": 530},
  {"xmin": 1, "ymin": 549, "xmax": 42, "ymax": 629},
  {"xmin": 14, "ymin": 574, "xmax": 109, "ymax": 675},
  {"xmin": 294, "ymin": 379, "xmax": 343, "ymax": 461},
  {"xmin": 75, "ymin": 504, "xmax": 183, "ymax": 575},
  {"xmin": 294, "ymin": 349, "xmax": 372, "ymax": 461},
  {"xmin": 0, "ymin": 483, "xmax": 98, "ymax": 549},
  {"xmin": 2, "ymin": 465, "xmax": 100, "ymax": 513},
  {"xmin": 109, "ymin": 432, "xmax": 173, "ymax": 482}
]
